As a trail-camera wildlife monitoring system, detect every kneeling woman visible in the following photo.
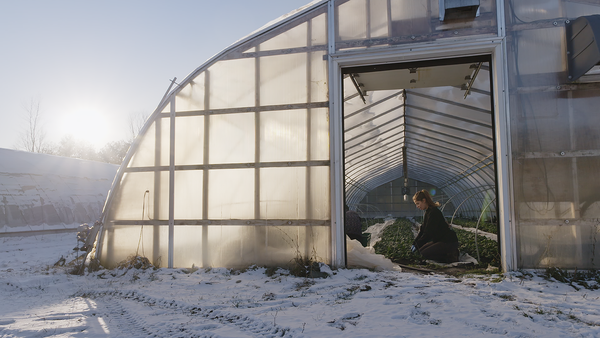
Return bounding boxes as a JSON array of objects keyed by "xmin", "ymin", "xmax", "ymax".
[{"xmin": 412, "ymin": 190, "xmax": 459, "ymax": 263}]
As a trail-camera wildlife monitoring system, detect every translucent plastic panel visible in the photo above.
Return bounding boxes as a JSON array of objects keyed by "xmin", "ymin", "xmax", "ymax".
[
  {"xmin": 174, "ymin": 116, "xmax": 204, "ymax": 166},
  {"xmin": 260, "ymin": 167, "xmax": 306, "ymax": 219},
  {"xmin": 101, "ymin": 224, "xmax": 332, "ymax": 269},
  {"xmin": 100, "ymin": 225, "xmax": 169, "ymax": 269},
  {"xmin": 309, "ymin": 166, "xmax": 330, "ymax": 220},
  {"xmin": 175, "ymin": 74, "xmax": 205, "ymax": 112},
  {"xmin": 209, "ymin": 113, "xmax": 255, "ymax": 164},
  {"xmin": 345, "ymin": 90, "xmax": 404, "ymax": 132},
  {"xmin": 506, "ymin": 0, "xmax": 561, "ymax": 23},
  {"xmin": 571, "ymin": 90, "xmax": 600, "ymax": 151},
  {"xmin": 565, "ymin": 1, "xmax": 600, "ymax": 18},
  {"xmin": 345, "ymin": 97, "xmax": 405, "ymax": 151},
  {"xmin": 412, "ymin": 86, "xmax": 492, "ymax": 125},
  {"xmin": 337, "ymin": 0, "xmax": 497, "ymax": 50},
  {"xmin": 263, "ymin": 225, "xmax": 330, "ymax": 265},
  {"xmin": 410, "ymin": 106, "xmax": 492, "ymax": 141},
  {"xmin": 310, "ymin": 108, "xmax": 330, "ymax": 161},
  {"xmin": 358, "ymin": 179, "xmax": 453, "ymax": 218},
  {"xmin": 512, "ymin": 92, "xmax": 570, "ymax": 152},
  {"xmin": 390, "ymin": 0, "xmax": 431, "ymax": 37},
  {"xmin": 174, "ymin": 170, "xmax": 203, "ymax": 219},
  {"xmin": 513, "ymin": 28, "xmax": 564, "ymax": 76},
  {"xmin": 514, "ymin": 158, "xmax": 574, "ymax": 210},
  {"xmin": 260, "ymin": 53, "xmax": 308, "ymax": 106},
  {"xmin": 108, "ymin": 171, "xmax": 169, "ymax": 221},
  {"xmin": 128, "ymin": 121, "xmax": 156, "ymax": 168},
  {"xmin": 577, "ymin": 157, "xmax": 600, "ymax": 218},
  {"xmin": 370, "ymin": 0, "xmax": 390, "ymax": 38},
  {"xmin": 310, "ymin": 51, "xmax": 329, "ymax": 103},
  {"xmin": 518, "ymin": 202, "xmax": 577, "ymax": 219},
  {"xmin": 518, "ymin": 223, "xmax": 599, "ymax": 269},
  {"xmin": 260, "ymin": 110, "xmax": 307, "ymax": 162},
  {"xmin": 161, "ymin": 102, "xmax": 170, "ymax": 113},
  {"xmin": 337, "ymin": 0, "xmax": 368, "ymax": 40},
  {"xmin": 207, "ymin": 169, "xmax": 254, "ymax": 219},
  {"xmin": 260, "ymin": 22, "xmax": 308, "ymax": 51},
  {"xmin": 208, "ymin": 58, "xmax": 255, "ymax": 109},
  {"xmin": 129, "ymin": 117, "xmax": 170, "ymax": 168},
  {"xmin": 310, "ymin": 13, "xmax": 328, "ymax": 46},
  {"xmin": 199, "ymin": 225, "xmax": 331, "ymax": 268},
  {"xmin": 257, "ymin": 12, "xmax": 328, "ymax": 51},
  {"xmin": 173, "ymin": 226, "xmax": 203, "ymax": 268},
  {"xmin": 204, "ymin": 226, "xmax": 261, "ymax": 268}
]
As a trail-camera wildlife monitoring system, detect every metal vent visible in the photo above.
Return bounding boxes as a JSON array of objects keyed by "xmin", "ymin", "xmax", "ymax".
[
  {"xmin": 566, "ymin": 15, "xmax": 600, "ymax": 82},
  {"xmin": 439, "ymin": 0, "xmax": 480, "ymax": 21}
]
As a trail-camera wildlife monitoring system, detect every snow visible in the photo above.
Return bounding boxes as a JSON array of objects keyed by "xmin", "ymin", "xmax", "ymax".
[
  {"xmin": 1, "ymin": 233, "xmax": 599, "ymax": 337},
  {"xmin": 0, "ymin": 148, "xmax": 117, "ymax": 234}
]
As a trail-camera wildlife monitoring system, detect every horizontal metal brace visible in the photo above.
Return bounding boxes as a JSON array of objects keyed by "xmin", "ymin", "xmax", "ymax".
[
  {"xmin": 517, "ymin": 149, "xmax": 600, "ymax": 159},
  {"xmin": 125, "ymin": 160, "xmax": 331, "ymax": 173},
  {"xmin": 110, "ymin": 219, "xmax": 331, "ymax": 227}
]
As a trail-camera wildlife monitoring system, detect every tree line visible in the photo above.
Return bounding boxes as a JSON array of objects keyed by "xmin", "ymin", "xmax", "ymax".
[{"xmin": 14, "ymin": 98, "xmax": 146, "ymax": 165}]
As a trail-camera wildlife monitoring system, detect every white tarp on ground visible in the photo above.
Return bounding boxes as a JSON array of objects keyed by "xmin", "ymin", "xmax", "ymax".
[
  {"xmin": 346, "ymin": 218, "xmax": 400, "ymax": 271},
  {"xmin": 346, "ymin": 237, "xmax": 400, "ymax": 271},
  {"xmin": 0, "ymin": 148, "xmax": 118, "ymax": 233}
]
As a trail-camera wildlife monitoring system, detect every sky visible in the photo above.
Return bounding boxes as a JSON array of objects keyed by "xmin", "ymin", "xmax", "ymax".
[
  {"xmin": 1, "ymin": 231, "xmax": 600, "ymax": 337},
  {"xmin": 0, "ymin": 0, "xmax": 311, "ymax": 150}
]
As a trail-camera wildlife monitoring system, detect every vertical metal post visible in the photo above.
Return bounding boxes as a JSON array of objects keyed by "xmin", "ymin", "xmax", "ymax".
[
  {"xmin": 494, "ymin": 36, "xmax": 517, "ymax": 271},
  {"xmin": 386, "ymin": 0, "xmax": 392, "ymax": 37},
  {"xmin": 306, "ymin": 17, "xmax": 313, "ymax": 258},
  {"xmin": 168, "ymin": 96, "xmax": 176, "ymax": 268},
  {"xmin": 202, "ymin": 71, "xmax": 210, "ymax": 267},
  {"xmin": 366, "ymin": 0, "xmax": 371, "ymax": 40},
  {"xmin": 328, "ymin": 0, "xmax": 345, "ymax": 267},
  {"xmin": 153, "ymin": 106, "xmax": 162, "ymax": 266},
  {"xmin": 255, "ymin": 44, "xmax": 262, "ymax": 263},
  {"xmin": 568, "ymin": 91, "xmax": 582, "ymax": 263},
  {"xmin": 255, "ymin": 47, "xmax": 261, "ymax": 222}
]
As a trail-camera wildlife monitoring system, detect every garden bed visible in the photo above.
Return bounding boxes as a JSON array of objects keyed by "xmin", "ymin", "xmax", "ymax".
[{"xmin": 370, "ymin": 217, "xmax": 501, "ymax": 271}]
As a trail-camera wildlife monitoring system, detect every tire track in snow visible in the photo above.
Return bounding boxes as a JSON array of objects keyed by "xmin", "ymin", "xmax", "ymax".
[
  {"xmin": 76, "ymin": 289, "xmax": 297, "ymax": 337},
  {"xmin": 95, "ymin": 296, "xmax": 153, "ymax": 338}
]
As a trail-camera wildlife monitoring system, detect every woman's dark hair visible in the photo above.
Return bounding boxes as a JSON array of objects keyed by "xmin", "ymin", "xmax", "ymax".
[{"xmin": 412, "ymin": 189, "xmax": 440, "ymax": 207}]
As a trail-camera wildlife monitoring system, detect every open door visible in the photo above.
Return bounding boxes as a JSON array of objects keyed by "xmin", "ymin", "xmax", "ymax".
[{"xmin": 341, "ymin": 55, "xmax": 502, "ymax": 269}]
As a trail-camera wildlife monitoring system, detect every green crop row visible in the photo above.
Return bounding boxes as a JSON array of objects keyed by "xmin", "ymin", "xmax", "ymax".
[
  {"xmin": 450, "ymin": 217, "xmax": 498, "ymax": 235},
  {"xmin": 369, "ymin": 217, "xmax": 500, "ymax": 268},
  {"xmin": 372, "ymin": 218, "xmax": 420, "ymax": 264},
  {"xmin": 454, "ymin": 228, "xmax": 500, "ymax": 267}
]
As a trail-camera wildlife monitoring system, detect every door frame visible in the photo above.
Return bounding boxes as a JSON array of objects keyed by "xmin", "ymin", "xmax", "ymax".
[{"xmin": 328, "ymin": 37, "xmax": 517, "ymax": 271}]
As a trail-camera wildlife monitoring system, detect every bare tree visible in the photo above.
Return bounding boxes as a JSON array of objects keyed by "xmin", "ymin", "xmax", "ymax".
[
  {"xmin": 128, "ymin": 111, "xmax": 150, "ymax": 141},
  {"xmin": 15, "ymin": 98, "xmax": 51, "ymax": 153}
]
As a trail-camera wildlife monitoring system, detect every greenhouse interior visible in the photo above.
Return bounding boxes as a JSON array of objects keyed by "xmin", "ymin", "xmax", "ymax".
[{"xmin": 95, "ymin": 0, "xmax": 600, "ymax": 272}]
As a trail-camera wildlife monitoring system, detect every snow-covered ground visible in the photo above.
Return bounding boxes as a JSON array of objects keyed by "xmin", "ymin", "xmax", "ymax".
[{"xmin": 1, "ymin": 232, "xmax": 599, "ymax": 338}]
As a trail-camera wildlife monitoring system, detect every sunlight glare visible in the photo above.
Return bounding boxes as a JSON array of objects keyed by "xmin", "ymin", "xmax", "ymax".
[{"xmin": 58, "ymin": 110, "xmax": 110, "ymax": 149}]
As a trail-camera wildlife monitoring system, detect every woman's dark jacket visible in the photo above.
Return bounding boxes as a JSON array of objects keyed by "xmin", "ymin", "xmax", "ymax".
[{"xmin": 413, "ymin": 206, "xmax": 458, "ymax": 248}]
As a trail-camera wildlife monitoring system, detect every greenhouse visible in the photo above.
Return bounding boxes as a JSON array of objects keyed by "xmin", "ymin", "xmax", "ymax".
[{"xmin": 96, "ymin": 0, "xmax": 600, "ymax": 271}]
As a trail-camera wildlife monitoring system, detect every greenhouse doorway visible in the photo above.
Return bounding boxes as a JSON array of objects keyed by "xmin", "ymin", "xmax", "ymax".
[{"xmin": 340, "ymin": 55, "xmax": 503, "ymax": 269}]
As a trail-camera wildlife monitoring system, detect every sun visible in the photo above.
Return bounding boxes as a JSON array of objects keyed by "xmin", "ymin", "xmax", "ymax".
[{"xmin": 57, "ymin": 110, "xmax": 110, "ymax": 150}]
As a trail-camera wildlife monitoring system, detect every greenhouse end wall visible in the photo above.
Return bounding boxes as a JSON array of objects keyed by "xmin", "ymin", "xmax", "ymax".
[
  {"xmin": 98, "ymin": 0, "xmax": 600, "ymax": 271},
  {"xmin": 506, "ymin": 0, "xmax": 600, "ymax": 269},
  {"xmin": 98, "ymin": 4, "xmax": 332, "ymax": 269}
]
